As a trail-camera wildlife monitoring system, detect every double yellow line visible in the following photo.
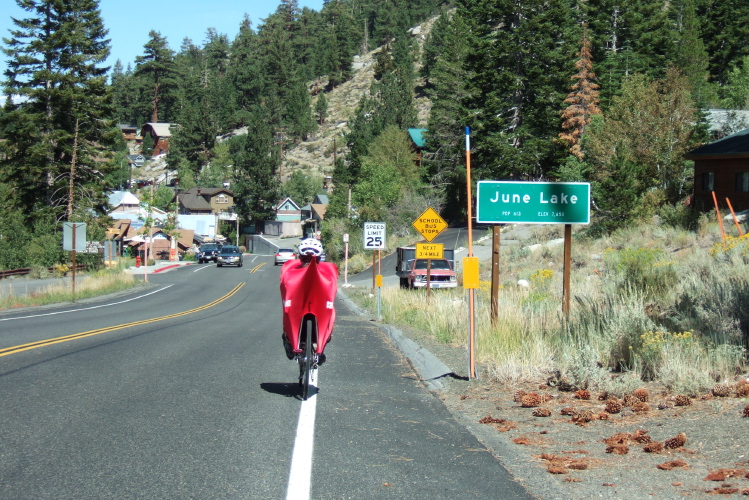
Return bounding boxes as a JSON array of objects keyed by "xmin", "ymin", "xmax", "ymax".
[
  {"xmin": 250, "ymin": 262, "xmax": 266, "ymax": 273},
  {"xmin": 0, "ymin": 283, "xmax": 245, "ymax": 358}
]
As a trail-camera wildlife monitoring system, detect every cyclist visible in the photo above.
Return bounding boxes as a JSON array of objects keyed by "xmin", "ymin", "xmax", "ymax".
[{"xmin": 280, "ymin": 238, "xmax": 338, "ymax": 365}]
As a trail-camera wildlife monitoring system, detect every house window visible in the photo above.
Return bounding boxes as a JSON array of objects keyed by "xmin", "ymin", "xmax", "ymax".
[
  {"xmin": 216, "ymin": 194, "xmax": 228, "ymax": 204},
  {"xmin": 702, "ymin": 172, "xmax": 714, "ymax": 191},
  {"xmin": 737, "ymin": 172, "xmax": 749, "ymax": 192}
]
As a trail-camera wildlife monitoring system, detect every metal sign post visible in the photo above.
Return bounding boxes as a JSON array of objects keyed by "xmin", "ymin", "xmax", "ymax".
[
  {"xmin": 363, "ymin": 222, "xmax": 386, "ymax": 291},
  {"xmin": 62, "ymin": 223, "xmax": 86, "ymax": 299}
]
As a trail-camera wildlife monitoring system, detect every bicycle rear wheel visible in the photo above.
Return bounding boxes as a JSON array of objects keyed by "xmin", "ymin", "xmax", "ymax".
[{"xmin": 301, "ymin": 317, "xmax": 315, "ymax": 400}]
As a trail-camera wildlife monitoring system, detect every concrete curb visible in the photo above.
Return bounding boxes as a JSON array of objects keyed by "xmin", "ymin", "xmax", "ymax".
[{"xmin": 337, "ymin": 288, "xmax": 454, "ymax": 392}]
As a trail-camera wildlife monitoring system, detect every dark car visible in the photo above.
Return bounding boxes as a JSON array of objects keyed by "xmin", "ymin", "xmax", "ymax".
[
  {"xmin": 217, "ymin": 245, "xmax": 243, "ymax": 267},
  {"xmin": 198, "ymin": 243, "xmax": 222, "ymax": 263}
]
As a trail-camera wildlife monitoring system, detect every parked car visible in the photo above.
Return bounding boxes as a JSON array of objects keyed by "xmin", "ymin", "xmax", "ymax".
[
  {"xmin": 217, "ymin": 245, "xmax": 243, "ymax": 267},
  {"xmin": 274, "ymin": 248, "xmax": 296, "ymax": 265},
  {"xmin": 198, "ymin": 243, "xmax": 222, "ymax": 263}
]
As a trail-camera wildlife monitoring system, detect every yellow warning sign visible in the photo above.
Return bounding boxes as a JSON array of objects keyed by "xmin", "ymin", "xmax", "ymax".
[
  {"xmin": 416, "ymin": 243, "xmax": 444, "ymax": 259},
  {"xmin": 412, "ymin": 207, "xmax": 448, "ymax": 242}
]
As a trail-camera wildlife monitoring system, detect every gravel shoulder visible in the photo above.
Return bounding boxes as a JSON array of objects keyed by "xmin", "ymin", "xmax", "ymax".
[{"xmin": 399, "ymin": 324, "xmax": 749, "ymax": 499}]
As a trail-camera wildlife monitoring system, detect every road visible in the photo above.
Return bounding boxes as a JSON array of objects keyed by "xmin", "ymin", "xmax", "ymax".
[{"xmin": 0, "ymin": 254, "xmax": 531, "ymax": 499}]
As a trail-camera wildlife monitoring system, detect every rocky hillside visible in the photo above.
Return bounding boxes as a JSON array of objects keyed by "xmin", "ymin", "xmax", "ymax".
[{"xmin": 280, "ymin": 16, "xmax": 438, "ymax": 182}]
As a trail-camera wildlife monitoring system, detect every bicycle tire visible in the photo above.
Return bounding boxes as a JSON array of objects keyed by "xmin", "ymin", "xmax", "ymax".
[{"xmin": 301, "ymin": 317, "xmax": 314, "ymax": 400}]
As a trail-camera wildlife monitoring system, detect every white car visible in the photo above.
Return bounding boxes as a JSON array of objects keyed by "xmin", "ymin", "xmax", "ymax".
[{"xmin": 274, "ymin": 248, "xmax": 296, "ymax": 265}]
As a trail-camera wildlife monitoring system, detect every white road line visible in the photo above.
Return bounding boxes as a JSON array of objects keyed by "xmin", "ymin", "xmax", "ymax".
[
  {"xmin": 0, "ymin": 285, "xmax": 173, "ymax": 322},
  {"xmin": 286, "ymin": 368, "xmax": 319, "ymax": 500},
  {"xmin": 193, "ymin": 265, "xmax": 213, "ymax": 272}
]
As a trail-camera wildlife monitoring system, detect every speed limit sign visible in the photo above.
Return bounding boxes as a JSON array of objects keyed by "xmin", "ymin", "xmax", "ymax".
[{"xmin": 363, "ymin": 222, "xmax": 386, "ymax": 249}]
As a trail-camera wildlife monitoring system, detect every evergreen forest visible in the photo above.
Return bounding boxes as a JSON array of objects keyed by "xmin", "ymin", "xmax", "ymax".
[{"xmin": 2, "ymin": 0, "xmax": 749, "ymax": 269}]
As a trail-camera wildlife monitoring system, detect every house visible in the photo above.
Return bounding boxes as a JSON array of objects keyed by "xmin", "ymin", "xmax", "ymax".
[
  {"xmin": 140, "ymin": 123, "xmax": 174, "ymax": 156},
  {"xmin": 118, "ymin": 124, "xmax": 139, "ymax": 142},
  {"xmin": 127, "ymin": 154, "xmax": 145, "ymax": 167},
  {"xmin": 177, "ymin": 187, "xmax": 234, "ymax": 215},
  {"xmin": 686, "ymin": 127, "xmax": 749, "ymax": 212},
  {"xmin": 408, "ymin": 128, "xmax": 427, "ymax": 168},
  {"xmin": 108, "ymin": 190, "xmax": 141, "ymax": 212},
  {"xmin": 113, "ymin": 217, "xmax": 196, "ymax": 260},
  {"xmin": 300, "ymin": 194, "xmax": 329, "ymax": 236},
  {"xmin": 264, "ymin": 197, "xmax": 303, "ymax": 237}
]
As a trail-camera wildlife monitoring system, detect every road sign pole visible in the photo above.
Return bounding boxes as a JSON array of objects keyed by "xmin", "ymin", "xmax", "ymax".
[
  {"xmin": 491, "ymin": 226, "xmax": 500, "ymax": 326},
  {"xmin": 426, "ymin": 258, "xmax": 431, "ymax": 302},
  {"xmin": 563, "ymin": 224, "xmax": 572, "ymax": 316},
  {"xmin": 465, "ymin": 127, "xmax": 476, "ymax": 380},
  {"xmin": 372, "ymin": 251, "xmax": 376, "ymax": 290}
]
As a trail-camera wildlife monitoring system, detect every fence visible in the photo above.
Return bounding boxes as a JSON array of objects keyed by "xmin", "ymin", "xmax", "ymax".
[{"xmin": 0, "ymin": 264, "xmax": 86, "ymax": 280}]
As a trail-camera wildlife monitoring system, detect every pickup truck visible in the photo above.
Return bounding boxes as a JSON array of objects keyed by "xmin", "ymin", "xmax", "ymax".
[
  {"xmin": 395, "ymin": 246, "xmax": 457, "ymax": 289},
  {"xmin": 405, "ymin": 258, "xmax": 457, "ymax": 289}
]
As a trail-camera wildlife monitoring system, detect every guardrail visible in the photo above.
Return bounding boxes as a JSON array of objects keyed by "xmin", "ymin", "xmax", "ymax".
[{"xmin": 0, "ymin": 264, "xmax": 86, "ymax": 280}]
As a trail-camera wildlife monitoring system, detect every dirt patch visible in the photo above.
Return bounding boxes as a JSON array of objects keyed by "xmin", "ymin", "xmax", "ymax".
[{"xmin": 405, "ymin": 330, "xmax": 749, "ymax": 499}]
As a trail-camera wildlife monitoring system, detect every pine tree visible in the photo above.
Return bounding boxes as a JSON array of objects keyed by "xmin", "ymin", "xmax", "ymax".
[
  {"xmin": 230, "ymin": 106, "xmax": 280, "ymax": 223},
  {"xmin": 559, "ymin": 28, "xmax": 601, "ymax": 159},
  {"xmin": 698, "ymin": 0, "xmax": 749, "ymax": 86},
  {"xmin": 460, "ymin": 0, "xmax": 580, "ymax": 180},
  {"xmin": 315, "ymin": 91, "xmax": 328, "ymax": 125},
  {"xmin": 226, "ymin": 15, "xmax": 263, "ymax": 127},
  {"xmin": 423, "ymin": 11, "xmax": 472, "ymax": 222},
  {"xmin": 671, "ymin": 0, "xmax": 713, "ymax": 106},
  {"xmin": 134, "ymin": 31, "xmax": 178, "ymax": 123},
  {"xmin": 1, "ymin": 0, "xmax": 115, "ymax": 222}
]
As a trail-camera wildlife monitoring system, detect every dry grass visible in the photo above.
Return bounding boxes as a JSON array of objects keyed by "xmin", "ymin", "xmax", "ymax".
[
  {"xmin": 346, "ymin": 216, "xmax": 749, "ymax": 393},
  {"xmin": 0, "ymin": 261, "xmax": 140, "ymax": 311}
]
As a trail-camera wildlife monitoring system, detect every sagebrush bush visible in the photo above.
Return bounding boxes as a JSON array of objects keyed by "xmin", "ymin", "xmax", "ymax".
[{"xmin": 344, "ymin": 218, "xmax": 748, "ymax": 390}]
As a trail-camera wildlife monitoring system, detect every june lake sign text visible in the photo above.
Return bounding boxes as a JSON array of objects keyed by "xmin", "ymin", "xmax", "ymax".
[{"xmin": 476, "ymin": 181, "xmax": 590, "ymax": 225}]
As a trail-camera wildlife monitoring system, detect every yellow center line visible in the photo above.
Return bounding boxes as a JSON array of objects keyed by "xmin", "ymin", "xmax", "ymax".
[
  {"xmin": 0, "ymin": 283, "xmax": 245, "ymax": 358},
  {"xmin": 250, "ymin": 262, "xmax": 267, "ymax": 273}
]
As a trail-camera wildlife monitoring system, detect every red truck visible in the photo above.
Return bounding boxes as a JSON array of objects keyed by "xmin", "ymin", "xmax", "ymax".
[{"xmin": 395, "ymin": 246, "xmax": 457, "ymax": 289}]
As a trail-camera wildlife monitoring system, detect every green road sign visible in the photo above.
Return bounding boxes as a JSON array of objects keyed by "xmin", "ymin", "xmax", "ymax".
[{"xmin": 476, "ymin": 181, "xmax": 590, "ymax": 224}]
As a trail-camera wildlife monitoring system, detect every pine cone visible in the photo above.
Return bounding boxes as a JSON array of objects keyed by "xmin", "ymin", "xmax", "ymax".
[
  {"xmin": 664, "ymin": 432, "xmax": 687, "ymax": 449},
  {"xmin": 513, "ymin": 390, "xmax": 527, "ymax": 403},
  {"xmin": 743, "ymin": 404, "xmax": 749, "ymax": 418},
  {"xmin": 632, "ymin": 401, "xmax": 650, "ymax": 413},
  {"xmin": 574, "ymin": 389, "xmax": 591, "ymax": 400},
  {"xmin": 674, "ymin": 394, "xmax": 692, "ymax": 406},
  {"xmin": 712, "ymin": 383, "xmax": 732, "ymax": 397},
  {"xmin": 572, "ymin": 410, "xmax": 595, "ymax": 424},
  {"xmin": 520, "ymin": 393, "xmax": 542, "ymax": 408},
  {"xmin": 643, "ymin": 441, "xmax": 664, "ymax": 453},
  {"xmin": 622, "ymin": 394, "xmax": 638, "ymax": 407},
  {"xmin": 736, "ymin": 384, "xmax": 749, "ymax": 398},
  {"xmin": 633, "ymin": 388, "xmax": 649, "ymax": 402},
  {"xmin": 560, "ymin": 407, "xmax": 576, "ymax": 416},
  {"xmin": 631, "ymin": 429, "xmax": 652, "ymax": 444},
  {"xmin": 540, "ymin": 393, "xmax": 554, "ymax": 403},
  {"xmin": 532, "ymin": 407, "xmax": 552, "ymax": 417},
  {"xmin": 606, "ymin": 444, "xmax": 629, "ymax": 455},
  {"xmin": 597, "ymin": 391, "xmax": 609, "ymax": 401},
  {"xmin": 605, "ymin": 399, "xmax": 623, "ymax": 414}
]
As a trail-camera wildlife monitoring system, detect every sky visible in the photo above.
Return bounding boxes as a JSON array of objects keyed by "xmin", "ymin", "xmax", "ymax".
[{"xmin": 1, "ymin": 0, "xmax": 325, "ymax": 79}]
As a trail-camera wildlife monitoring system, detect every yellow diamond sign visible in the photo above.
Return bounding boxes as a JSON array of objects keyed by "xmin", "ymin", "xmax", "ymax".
[{"xmin": 412, "ymin": 207, "xmax": 448, "ymax": 242}]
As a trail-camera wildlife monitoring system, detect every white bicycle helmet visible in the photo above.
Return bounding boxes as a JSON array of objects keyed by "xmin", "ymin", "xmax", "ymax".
[{"xmin": 298, "ymin": 238, "xmax": 323, "ymax": 257}]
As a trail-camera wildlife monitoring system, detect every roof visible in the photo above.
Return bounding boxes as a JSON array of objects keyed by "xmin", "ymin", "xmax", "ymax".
[
  {"xmin": 183, "ymin": 187, "xmax": 233, "ymax": 197},
  {"xmin": 108, "ymin": 190, "xmax": 141, "ymax": 208},
  {"xmin": 276, "ymin": 197, "xmax": 301, "ymax": 211},
  {"xmin": 179, "ymin": 192, "xmax": 214, "ymax": 211},
  {"xmin": 686, "ymin": 127, "xmax": 749, "ymax": 159},
  {"xmin": 313, "ymin": 194, "xmax": 329, "ymax": 205},
  {"xmin": 142, "ymin": 123, "xmax": 173, "ymax": 137},
  {"xmin": 408, "ymin": 128, "xmax": 427, "ymax": 149},
  {"xmin": 118, "ymin": 123, "xmax": 138, "ymax": 131},
  {"xmin": 311, "ymin": 203, "xmax": 328, "ymax": 220}
]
